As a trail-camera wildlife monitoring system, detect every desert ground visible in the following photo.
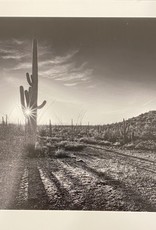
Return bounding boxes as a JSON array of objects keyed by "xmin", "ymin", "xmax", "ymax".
[{"xmin": 0, "ymin": 137, "xmax": 156, "ymax": 211}]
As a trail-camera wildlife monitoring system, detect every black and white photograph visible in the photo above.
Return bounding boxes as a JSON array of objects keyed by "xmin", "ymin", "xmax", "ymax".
[{"xmin": 1, "ymin": 17, "xmax": 156, "ymax": 212}]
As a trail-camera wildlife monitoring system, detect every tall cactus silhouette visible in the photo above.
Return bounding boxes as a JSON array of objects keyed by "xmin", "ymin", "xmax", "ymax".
[{"xmin": 20, "ymin": 39, "xmax": 46, "ymax": 145}]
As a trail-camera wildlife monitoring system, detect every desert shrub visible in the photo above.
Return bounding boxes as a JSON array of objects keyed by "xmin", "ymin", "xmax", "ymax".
[
  {"xmin": 56, "ymin": 141, "xmax": 69, "ymax": 148},
  {"xmin": 49, "ymin": 137, "xmax": 62, "ymax": 142},
  {"xmin": 39, "ymin": 128, "xmax": 47, "ymax": 137},
  {"xmin": 23, "ymin": 143, "xmax": 46, "ymax": 158},
  {"xmin": 124, "ymin": 143, "xmax": 135, "ymax": 150},
  {"xmin": 54, "ymin": 149, "xmax": 69, "ymax": 158},
  {"xmin": 56, "ymin": 141, "xmax": 85, "ymax": 151},
  {"xmin": 44, "ymin": 142, "xmax": 56, "ymax": 156},
  {"xmin": 23, "ymin": 143, "xmax": 37, "ymax": 158},
  {"xmin": 99, "ymin": 140, "xmax": 112, "ymax": 146},
  {"xmin": 135, "ymin": 140, "xmax": 156, "ymax": 150},
  {"xmin": 113, "ymin": 142, "xmax": 121, "ymax": 147},
  {"xmin": 64, "ymin": 142, "xmax": 85, "ymax": 151},
  {"xmin": 96, "ymin": 136, "xmax": 105, "ymax": 141},
  {"xmin": 140, "ymin": 130, "xmax": 156, "ymax": 141},
  {"xmin": 102, "ymin": 128, "xmax": 121, "ymax": 143},
  {"xmin": 79, "ymin": 137, "xmax": 98, "ymax": 145}
]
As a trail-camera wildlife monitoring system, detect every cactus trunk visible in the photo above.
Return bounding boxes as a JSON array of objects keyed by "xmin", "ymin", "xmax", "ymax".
[{"xmin": 31, "ymin": 39, "xmax": 38, "ymax": 141}]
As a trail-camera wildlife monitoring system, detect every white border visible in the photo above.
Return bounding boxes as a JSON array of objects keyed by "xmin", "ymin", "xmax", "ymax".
[
  {"xmin": 1, "ymin": 211, "xmax": 156, "ymax": 230},
  {"xmin": 0, "ymin": 0, "xmax": 156, "ymax": 17},
  {"xmin": 0, "ymin": 1, "xmax": 156, "ymax": 229}
]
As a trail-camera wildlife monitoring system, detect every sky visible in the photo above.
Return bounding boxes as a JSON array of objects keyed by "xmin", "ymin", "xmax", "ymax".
[{"xmin": 0, "ymin": 18, "xmax": 156, "ymax": 125}]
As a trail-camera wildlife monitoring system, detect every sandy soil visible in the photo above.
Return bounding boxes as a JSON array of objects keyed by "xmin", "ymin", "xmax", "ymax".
[{"xmin": 0, "ymin": 142, "xmax": 156, "ymax": 211}]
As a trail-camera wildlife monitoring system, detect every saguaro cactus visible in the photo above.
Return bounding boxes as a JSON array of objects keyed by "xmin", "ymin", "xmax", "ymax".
[
  {"xmin": 120, "ymin": 119, "xmax": 129, "ymax": 144},
  {"xmin": 71, "ymin": 119, "xmax": 74, "ymax": 141},
  {"xmin": 49, "ymin": 119, "xmax": 52, "ymax": 137},
  {"xmin": 20, "ymin": 39, "xmax": 46, "ymax": 145}
]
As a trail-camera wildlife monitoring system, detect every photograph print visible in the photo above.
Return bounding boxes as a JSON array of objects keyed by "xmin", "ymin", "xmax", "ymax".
[{"xmin": 0, "ymin": 17, "xmax": 156, "ymax": 211}]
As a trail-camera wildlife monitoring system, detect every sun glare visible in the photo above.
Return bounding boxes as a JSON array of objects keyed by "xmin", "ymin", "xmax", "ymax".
[{"xmin": 24, "ymin": 107, "xmax": 32, "ymax": 117}]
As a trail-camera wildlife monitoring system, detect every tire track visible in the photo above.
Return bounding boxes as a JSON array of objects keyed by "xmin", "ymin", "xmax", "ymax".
[
  {"xmin": 55, "ymin": 159, "xmax": 114, "ymax": 210},
  {"xmin": 38, "ymin": 161, "xmax": 74, "ymax": 209},
  {"xmin": 55, "ymin": 158, "xmax": 137, "ymax": 210},
  {"xmin": 76, "ymin": 149, "xmax": 156, "ymax": 204},
  {"xmin": 85, "ymin": 145, "xmax": 156, "ymax": 175},
  {"xmin": 88, "ymin": 144, "xmax": 156, "ymax": 164},
  {"xmin": 26, "ymin": 160, "xmax": 49, "ymax": 209},
  {"xmin": 39, "ymin": 158, "xmax": 104, "ymax": 210},
  {"xmin": 37, "ymin": 165, "xmax": 59, "ymax": 206},
  {"xmin": 0, "ymin": 159, "xmax": 25, "ymax": 209},
  {"xmin": 3, "ymin": 143, "xmax": 156, "ymax": 211},
  {"xmin": 16, "ymin": 167, "xmax": 28, "ymax": 208},
  {"xmin": 65, "ymin": 157, "xmax": 156, "ymax": 211}
]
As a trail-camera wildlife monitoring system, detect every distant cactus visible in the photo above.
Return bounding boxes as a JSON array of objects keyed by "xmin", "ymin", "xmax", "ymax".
[
  {"xmin": 120, "ymin": 119, "xmax": 129, "ymax": 144},
  {"xmin": 49, "ymin": 119, "xmax": 52, "ymax": 137},
  {"xmin": 2, "ymin": 117, "xmax": 5, "ymax": 126},
  {"xmin": 2, "ymin": 115, "xmax": 7, "ymax": 126},
  {"xmin": 20, "ymin": 39, "xmax": 46, "ymax": 146},
  {"xmin": 130, "ymin": 130, "xmax": 135, "ymax": 142},
  {"xmin": 5, "ymin": 115, "xmax": 8, "ymax": 126},
  {"xmin": 71, "ymin": 119, "xmax": 73, "ymax": 141},
  {"xmin": 1, "ymin": 115, "xmax": 8, "ymax": 139},
  {"xmin": 86, "ymin": 122, "xmax": 90, "ymax": 136}
]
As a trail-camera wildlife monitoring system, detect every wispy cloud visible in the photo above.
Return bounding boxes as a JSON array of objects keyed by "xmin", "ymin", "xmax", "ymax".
[
  {"xmin": 0, "ymin": 38, "xmax": 93, "ymax": 87},
  {"xmin": 12, "ymin": 38, "xmax": 25, "ymax": 45},
  {"xmin": 39, "ymin": 50, "xmax": 79, "ymax": 67},
  {"xmin": 55, "ymin": 70, "xmax": 92, "ymax": 82},
  {"xmin": 2, "ymin": 53, "xmax": 28, "ymax": 60},
  {"xmin": 11, "ymin": 62, "xmax": 32, "ymax": 70},
  {"xmin": 87, "ymin": 84, "xmax": 97, "ymax": 89},
  {"xmin": 64, "ymin": 82, "xmax": 78, "ymax": 87},
  {"xmin": 39, "ymin": 55, "xmax": 93, "ymax": 86},
  {"xmin": 0, "ymin": 39, "xmax": 31, "ymax": 61},
  {"xmin": 40, "ymin": 62, "xmax": 92, "ymax": 86}
]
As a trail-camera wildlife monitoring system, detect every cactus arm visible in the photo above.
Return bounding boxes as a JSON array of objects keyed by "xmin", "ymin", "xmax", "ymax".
[
  {"xmin": 26, "ymin": 73, "xmax": 33, "ymax": 86},
  {"xmin": 25, "ymin": 90, "xmax": 29, "ymax": 106},
  {"xmin": 20, "ymin": 86, "xmax": 25, "ymax": 109},
  {"xmin": 28, "ymin": 87, "xmax": 32, "ymax": 106},
  {"xmin": 28, "ymin": 87, "xmax": 32, "ymax": 97},
  {"xmin": 37, "ymin": 100, "xmax": 46, "ymax": 109},
  {"xmin": 31, "ymin": 74, "xmax": 34, "ymax": 84}
]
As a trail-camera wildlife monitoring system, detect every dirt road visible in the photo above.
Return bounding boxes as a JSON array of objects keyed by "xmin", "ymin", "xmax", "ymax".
[{"xmin": 0, "ymin": 145, "xmax": 156, "ymax": 211}]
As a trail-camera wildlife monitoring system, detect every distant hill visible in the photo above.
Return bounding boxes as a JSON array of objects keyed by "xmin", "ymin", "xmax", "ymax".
[
  {"xmin": 97, "ymin": 111, "xmax": 156, "ymax": 146},
  {"xmin": 38, "ymin": 111, "xmax": 156, "ymax": 150}
]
